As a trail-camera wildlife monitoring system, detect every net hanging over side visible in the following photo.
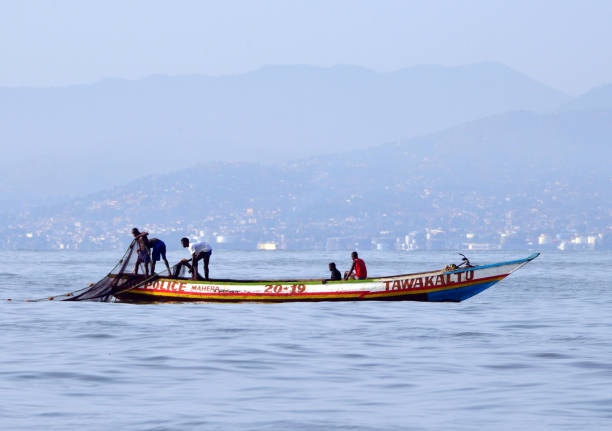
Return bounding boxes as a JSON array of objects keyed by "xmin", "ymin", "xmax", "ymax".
[
  {"xmin": 20, "ymin": 240, "xmax": 185, "ymax": 303},
  {"xmin": 63, "ymin": 240, "xmax": 157, "ymax": 302}
]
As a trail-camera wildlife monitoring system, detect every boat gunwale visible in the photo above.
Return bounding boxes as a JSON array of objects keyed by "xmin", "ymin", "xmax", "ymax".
[{"xmin": 443, "ymin": 252, "xmax": 539, "ymax": 274}]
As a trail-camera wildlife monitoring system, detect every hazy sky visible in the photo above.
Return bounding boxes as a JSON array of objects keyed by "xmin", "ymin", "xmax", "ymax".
[{"xmin": 1, "ymin": 0, "xmax": 611, "ymax": 94}]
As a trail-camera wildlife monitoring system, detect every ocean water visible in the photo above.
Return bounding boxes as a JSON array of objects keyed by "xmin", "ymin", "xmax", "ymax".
[{"xmin": 1, "ymin": 249, "xmax": 611, "ymax": 430}]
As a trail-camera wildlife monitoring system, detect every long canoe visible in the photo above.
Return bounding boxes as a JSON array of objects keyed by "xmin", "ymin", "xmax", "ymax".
[{"xmin": 114, "ymin": 253, "xmax": 539, "ymax": 303}]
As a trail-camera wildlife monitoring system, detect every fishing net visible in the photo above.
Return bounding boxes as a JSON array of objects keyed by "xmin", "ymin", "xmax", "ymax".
[
  {"xmin": 62, "ymin": 240, "xmax": 156, "ymax": 302},
  {"xmin": 172, "ymin": 260, "xmax": 197, "ymax": 279},
  {"xmin": 20, "ymin": 240, "xmax": 195, "ymax": 302}
]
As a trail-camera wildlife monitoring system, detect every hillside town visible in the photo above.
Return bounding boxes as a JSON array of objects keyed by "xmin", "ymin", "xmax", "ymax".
[{"xmin": 4, "ymin": 201, "xmax": 611, "ymax": 252}]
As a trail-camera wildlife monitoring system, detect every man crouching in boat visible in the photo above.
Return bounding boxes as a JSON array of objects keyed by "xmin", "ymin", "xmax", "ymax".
[
  {"xmin": 178, "ymin": 237, "xmax": 213, "ymax": 280},
  {"xmin": 344, "ymin": 251, "xmax": 367, "ymax": 280}
]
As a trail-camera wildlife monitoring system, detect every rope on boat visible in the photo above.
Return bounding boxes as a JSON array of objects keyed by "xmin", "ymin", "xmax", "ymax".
[{"xmin": 2, "ymin": 281, "xmax": 97, "ymax": 302}]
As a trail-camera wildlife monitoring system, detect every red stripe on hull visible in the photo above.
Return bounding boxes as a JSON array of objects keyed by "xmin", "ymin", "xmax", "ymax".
[{"xmin": 127, "ymin": 273, "xmax": 509, "ymax": 298}]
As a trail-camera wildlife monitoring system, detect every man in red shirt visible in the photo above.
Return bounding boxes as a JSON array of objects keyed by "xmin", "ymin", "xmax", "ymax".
[{"xmin": 344, "ymin": 251, "xmax": 368, "ymax": 280}]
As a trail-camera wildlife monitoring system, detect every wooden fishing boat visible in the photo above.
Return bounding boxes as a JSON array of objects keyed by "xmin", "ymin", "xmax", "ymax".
[{"xmin": 109, "ymin": 253, "xmax": 539, "ymax": 303}]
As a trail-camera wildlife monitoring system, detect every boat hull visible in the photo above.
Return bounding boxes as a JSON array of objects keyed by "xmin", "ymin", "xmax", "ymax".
[{"xmin": 115, "ymin": 254, "xmax": 538, "ymax": 303}]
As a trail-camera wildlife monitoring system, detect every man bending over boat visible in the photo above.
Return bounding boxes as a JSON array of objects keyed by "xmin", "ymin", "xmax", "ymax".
[
  {"xmin": 131, "ymin": 228, "xmax": 150, "ymax": 276},
  {"xmin": 179, "ymin": 237, "xmax": 213, "ymax": 280},
  {"xmin": 148, "ymin": 237, "xmax": 172, "ymax": 275},
  {"xmin": 344, "ymin": 251, "xmax": 367, "ymax": 280}
]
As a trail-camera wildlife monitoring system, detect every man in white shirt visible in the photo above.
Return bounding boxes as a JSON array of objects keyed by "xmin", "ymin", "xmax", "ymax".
[{"xmin": 181, "ymin": 237, "xmax": 213, "ymax": 280}]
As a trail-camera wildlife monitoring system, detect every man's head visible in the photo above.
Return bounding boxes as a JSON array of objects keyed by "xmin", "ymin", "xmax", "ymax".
[
  {"xmin": 351, "ymin": 251, "xmax": 358, "ymax": 260},
  {"xmin": 329, "ymin": 262, "xmax": 336, "ymax": 271},
  {"xmin": 132, "ymin": 228, "xmax": 140, "ymax": 237},
  {"xmin": 181, "ymin": 237, "xmax": 190, "ymax": 248}
]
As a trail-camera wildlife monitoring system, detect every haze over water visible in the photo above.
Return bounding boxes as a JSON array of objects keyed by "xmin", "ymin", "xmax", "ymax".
[
  {"xmin": 1, "ymin": 250, "xmax": 611, "ymax": 430},
  {"xmin": 3, "ymin": 3, "xmax": 612, "ymax": 429}
]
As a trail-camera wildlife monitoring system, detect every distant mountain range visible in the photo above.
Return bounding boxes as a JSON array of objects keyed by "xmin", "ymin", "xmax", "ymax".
[
  {"xmin": 1, "ymin": 62, "xmax": 569, "ymax": 204},
  {"xmin": 3, "ymin": 104, "xmax": 611, "ymax": 251},
  {"xmin": 561, "ymin": 83, "xmax": 612, "ymax": 112}
]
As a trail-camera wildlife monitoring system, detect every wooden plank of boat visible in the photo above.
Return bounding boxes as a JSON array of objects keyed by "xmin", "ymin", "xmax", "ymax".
[{"xmin": 115, "ymin": 253, "xmax": 539, "ymax": 303}]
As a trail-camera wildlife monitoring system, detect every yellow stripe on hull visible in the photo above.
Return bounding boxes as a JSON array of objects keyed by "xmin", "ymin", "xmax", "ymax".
[
  {"xmin": 122, "ymin": 275, "xmax": 507, "ymax": 302},
  {"xmin": 125, "ymin": 289, "xmax": 365, "ymax": 301}
]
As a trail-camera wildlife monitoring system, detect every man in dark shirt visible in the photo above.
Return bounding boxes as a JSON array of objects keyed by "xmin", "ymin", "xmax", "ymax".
[{"xmin": 328, "ymin": 262, "xmax": 342, "ymax": 281}]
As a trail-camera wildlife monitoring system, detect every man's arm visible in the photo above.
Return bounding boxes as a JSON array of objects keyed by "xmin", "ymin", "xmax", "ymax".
[
  {"xmin": 180, "ymin": 258, "xmax": 193, "ymax": 270},
  {"xmin": 344, "ymin": 262, "xmax": 356, "ymax": 280}
]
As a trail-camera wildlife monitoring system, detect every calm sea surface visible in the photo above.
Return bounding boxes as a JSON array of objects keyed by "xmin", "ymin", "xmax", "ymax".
[{"xmin": 1, "ymin": 250, "xmax": 611, "ymax": 430}]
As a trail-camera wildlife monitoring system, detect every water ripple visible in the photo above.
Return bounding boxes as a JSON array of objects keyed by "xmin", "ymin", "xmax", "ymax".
[{"xmin": 1, "ymin": 250, "xmax": 611, "ymax": 430}]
